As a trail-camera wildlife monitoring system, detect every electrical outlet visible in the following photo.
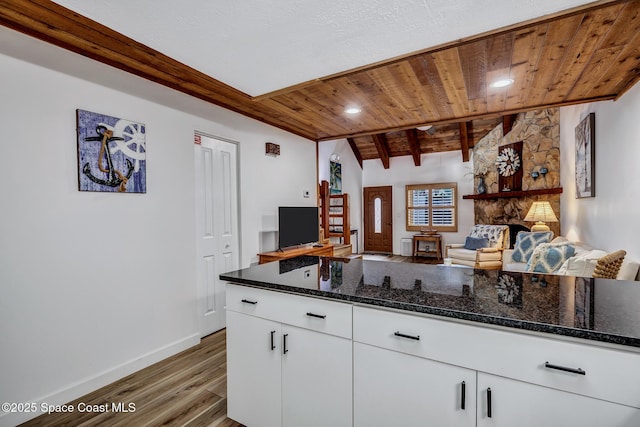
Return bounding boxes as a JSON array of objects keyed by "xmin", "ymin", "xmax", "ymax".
[{"xmin": 303, "ymin": 189, "xmax": 310, "ymax": 198}]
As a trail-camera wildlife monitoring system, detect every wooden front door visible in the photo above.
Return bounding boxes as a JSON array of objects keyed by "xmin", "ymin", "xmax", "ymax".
[{"xmin": 363, "ymin": 186, "xmax": 393, "ymax": 253}]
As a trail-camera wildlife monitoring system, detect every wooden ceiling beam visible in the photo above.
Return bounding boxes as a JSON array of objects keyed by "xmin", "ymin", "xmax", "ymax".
[
  {"xmin": 346, "ymin": 138, "xmax": 363, "ymax": 169},
  {"xmin": 405, "ymin": 129, "xmax": 422, "ymax": 166},
  {"xmin": 372, "ymin": 134, "xmax": 391, "ymax": 169},
  {"xmin": 466, "ymin": 121, "xmax": 475, "ymax": 148},
  {"xmin": 459, "ymin": 122, "xmax": 471, "ymax": 162},
  {"xmin": 502, "ymin": 114, "xmax": 518, "ymax": 136}
]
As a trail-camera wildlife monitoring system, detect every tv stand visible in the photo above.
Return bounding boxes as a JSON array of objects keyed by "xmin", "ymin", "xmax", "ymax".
[{"xmin": 258, "ymin": 244, "xmax": 334, "ymax": 264}]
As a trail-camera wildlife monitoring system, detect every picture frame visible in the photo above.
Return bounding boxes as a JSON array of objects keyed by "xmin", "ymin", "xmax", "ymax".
[
  {"xmin": 330, "ymin": 161, "xmax": 342, "ymax": 195},
  {"xmin": 496, "ymin": 140, "xmax": 523, "ymax": 192},
  {"xmin": 575, "ymin": 112, "xmax": 595, "ymax": 198},
  {"xmin": 76, "ymin": 109, "xmax": 147, "ymax": 193}
]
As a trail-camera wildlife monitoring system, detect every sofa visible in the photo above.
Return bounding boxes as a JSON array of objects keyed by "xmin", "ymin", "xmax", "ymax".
[{"xmin": 503, "ymin": 234, "xmax": 640, "ymax": 281}]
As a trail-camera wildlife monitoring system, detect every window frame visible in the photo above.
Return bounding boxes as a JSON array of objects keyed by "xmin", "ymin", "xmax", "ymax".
[{"xmin": 405, "ymin": 182, "xmax": 458, "ymax": 232}]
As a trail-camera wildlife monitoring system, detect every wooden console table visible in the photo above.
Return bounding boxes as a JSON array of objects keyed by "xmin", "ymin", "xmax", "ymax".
[
  {"xmin": 412, "ymin": 234, "xmax": 442, "ymax": 261},
  {"xmin": 258, "ymin": 244, "xmax": 334, "ymax": 264}
]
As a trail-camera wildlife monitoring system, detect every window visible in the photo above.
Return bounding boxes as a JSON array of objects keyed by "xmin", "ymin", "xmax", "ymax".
[
  {"xmin": 406, "ymin": 183, "xmax": 457, "ymax": 232},
  {"xmin": 374, "ymin": 197, "xmax": 382, "ymax": 234}
]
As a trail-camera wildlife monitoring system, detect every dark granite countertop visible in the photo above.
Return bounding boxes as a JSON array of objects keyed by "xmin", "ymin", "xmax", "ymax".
[{"xmin": 220, "ymin": 256, "xmax": 640, "ymax": 348}]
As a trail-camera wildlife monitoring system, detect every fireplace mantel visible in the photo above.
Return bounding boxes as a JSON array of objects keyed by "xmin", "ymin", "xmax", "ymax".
[{"xmin": 462, "ymin": 187, "xmax": 562, "ymax": 200}]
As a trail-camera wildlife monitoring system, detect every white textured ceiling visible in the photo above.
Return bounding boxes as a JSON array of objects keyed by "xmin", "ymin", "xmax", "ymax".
[{"xmin": 52, "ymin": 0, "xmax": 595, "ymax": 96}]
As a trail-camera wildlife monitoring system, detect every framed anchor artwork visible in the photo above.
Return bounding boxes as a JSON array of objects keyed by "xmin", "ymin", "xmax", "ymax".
[{"xmin": 76, "ymin": 109, "xmax": 146, "ymax": 193}]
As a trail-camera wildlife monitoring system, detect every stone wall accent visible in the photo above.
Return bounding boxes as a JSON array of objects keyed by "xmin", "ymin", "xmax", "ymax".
[
  {"xmin": 474, "ymin": 195, "xmax": 561, "ymax": 238},
  {"xmin": 471, "ymin": 109, "xmax": 561, "ymax": 237}
]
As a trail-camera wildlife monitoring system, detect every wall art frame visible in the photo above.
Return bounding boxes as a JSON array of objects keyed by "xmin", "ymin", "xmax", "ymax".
[
  {"xmin": 76, "ymin": 109, "xmax": 146, "ymax": 193},
  {"xmin": 575, "ymin": 112, "xmax": 595, "ymax": 198},
  {"xmin": 330, "ymin": 161, "xmax": 342, "ymax": 195},
  {"xmin": 495, "ymin": 140, "xmax": 523, "ymax": 192}
]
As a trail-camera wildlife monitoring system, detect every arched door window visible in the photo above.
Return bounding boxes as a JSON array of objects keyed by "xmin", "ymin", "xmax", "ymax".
[{"xmin": 374, "ymin": 197, "xmax": 382, "ymax": 234}]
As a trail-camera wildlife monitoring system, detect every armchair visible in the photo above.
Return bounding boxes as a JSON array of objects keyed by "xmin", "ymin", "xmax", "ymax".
[{"xmin": 445, "ymin": 225, "xmax": 510, "ymax": 269}]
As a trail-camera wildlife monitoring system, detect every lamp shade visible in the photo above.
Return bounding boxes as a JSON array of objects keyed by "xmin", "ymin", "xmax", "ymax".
[{"xmin": 524, "ymin": 201, "xmax": 558, "ymax": 231}]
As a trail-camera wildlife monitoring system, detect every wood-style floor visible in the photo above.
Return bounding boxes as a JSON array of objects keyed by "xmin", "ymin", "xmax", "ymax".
[
  {"xmin": 20, "ymin": 330, "xmax": 242, "ymax": 427},
  {"xmin": 361, "ymin": 253, "xmax": 439, "ymax": 264}
]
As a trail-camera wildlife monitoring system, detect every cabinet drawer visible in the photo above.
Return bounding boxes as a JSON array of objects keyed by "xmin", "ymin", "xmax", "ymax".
[
  {"xmin": 353, "ymin": 306, "xmax": 640, "ymax": 408},
  {"xmin": 226, "ymin": 283, "xmax": 352, "ymax": 339}
]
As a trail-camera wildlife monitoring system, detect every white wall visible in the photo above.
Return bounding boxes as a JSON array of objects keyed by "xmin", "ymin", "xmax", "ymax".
[
  {"xmin": 0, "ymin": 28, "xmax": 316, "ymax": 426},
  {"xmin": 362, "ymin": 152, "xmax": 475, "ymax": 254},
  {"xmin": 318, "ymin": 139, "xmax": 363, "ymax": 252},
  {"xmin": 560, "ymin": 83, "xmax": 640, "ymax": 263}
]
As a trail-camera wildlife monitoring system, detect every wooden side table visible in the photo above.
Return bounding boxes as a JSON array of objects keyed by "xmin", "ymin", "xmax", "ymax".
[{"xmin": 412, "ymin": 234, "xmax": 442, "ymax": 261}]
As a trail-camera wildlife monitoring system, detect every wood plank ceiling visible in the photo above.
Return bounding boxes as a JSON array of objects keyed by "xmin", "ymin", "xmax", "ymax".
[{"xmin": 2, "ymin": 0, "xmax": 639, "ymax": 167}]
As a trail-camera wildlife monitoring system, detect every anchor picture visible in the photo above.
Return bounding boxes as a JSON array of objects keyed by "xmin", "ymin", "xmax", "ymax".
[{"xmin": 76, "ymin": 109, "xmax": 146, "ymax": 193}]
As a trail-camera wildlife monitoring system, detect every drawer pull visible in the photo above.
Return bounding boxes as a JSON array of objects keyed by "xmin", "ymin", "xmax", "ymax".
[
  {"xmin": 394, "ymin": 331, "xmax": 420, "ymax": 341},
  {"xmin": 544, "ymin": 361, "xmax": 586, "ymax": 375},
  {"xmin": 270, "ymin": 330, "xmax": 276, "ymax": 351},
  {"xmin": 461, "ymin": 381, "xmax": 466, "ymax": 410},
  {"xmin": 306, "ymin": 312, "xmax": 326, "ymax": 319},
  {"xmin": 487, "ymin": 387, "xmax": 492, "ymax": 418},
  {"xmin": 283, "ymin": 334, "xmax": 289, "ymax": 354},
  {"xmin": 241, "ymin": 299, "xmax": 257, "ymax": 305}
]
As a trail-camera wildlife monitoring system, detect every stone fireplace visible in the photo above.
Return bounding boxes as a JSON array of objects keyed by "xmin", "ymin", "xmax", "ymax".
[{"xmin": 469, "ymin": 108, "xmax": 561, "ymax": 238}]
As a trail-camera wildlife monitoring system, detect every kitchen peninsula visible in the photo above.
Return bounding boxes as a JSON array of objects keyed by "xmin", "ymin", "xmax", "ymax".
[{"xmin": 220, "ymin": 256, "xmax": 640, "ymax": 427}]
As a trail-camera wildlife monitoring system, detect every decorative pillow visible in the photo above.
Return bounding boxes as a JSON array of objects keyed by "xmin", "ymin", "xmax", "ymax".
[
  {"xmin": 556, "ymin": 249, "xmax": 607, "ymax": 277},
  {"xmin": 469, "ymin": 225, "xmax": 508, "ymax": 249},
  {"xmin": 527, "ymin": 243, "xmax": 576, "ymax": 273},
  {"xmin": 511, "ymin": 231, "xmax": 554, "ymax": 263},
  {"xmin": 464, "ymin": 236, "xmax": 490, "ymax": 250}
]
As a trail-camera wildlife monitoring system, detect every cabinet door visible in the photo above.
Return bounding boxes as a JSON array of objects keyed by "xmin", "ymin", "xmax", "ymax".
[
  {"xmin": 226, "ymin": 310, "xmax": 282, "ymax": 427},
  {"xmin": 477, "ymin": 373, "xmax": 640, "ymax": 427},
  {"xmin": 353, "ymin": 342, "xmax": 476, "ymax": 427},
  {"xmin": 281, "ymin": 324, "xmax": 352, "ymax": 427}
]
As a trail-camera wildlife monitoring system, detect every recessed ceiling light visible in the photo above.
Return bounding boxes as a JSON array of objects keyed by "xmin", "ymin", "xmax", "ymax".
[
  {"xmin": 345, "ymin": 107, "xmax": 361, "ymax": 114},
  {"xmin": 490, "ymin": 78, "xmax": 514, "ymax": 88}
]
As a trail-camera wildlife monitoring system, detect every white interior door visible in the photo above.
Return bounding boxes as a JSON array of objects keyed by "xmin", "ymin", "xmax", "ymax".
[{"xmin": 195, "ymin": 134, "xmax": 239, "ymax": 336}]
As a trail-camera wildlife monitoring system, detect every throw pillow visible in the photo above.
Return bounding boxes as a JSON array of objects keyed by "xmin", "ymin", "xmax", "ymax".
[
  {"xmin": 464, "ymin": 236, "xmax": 490, "ymax": 250},
  {"xmin": 527, "ymin": 243, "xmax": 576, "ymax": 273},
  {"xmin": 557, "ymin": 249, "xmax": 607, "ymax": 277},
  {"xmin": 511, "ymin": 231, "xmax": 554, "ymax": 263}
]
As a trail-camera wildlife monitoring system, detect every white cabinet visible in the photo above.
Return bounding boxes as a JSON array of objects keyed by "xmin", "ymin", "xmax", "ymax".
[
  {"xmin": 226, "ymin": 310, "xmax": 282, "ymax": 427},
  {"xmin": 354, "ymin": 342, "xmax": 476, "ymax": 427},
  {"xmin": 353, "ymin": 305, "xmax": 640, "ymax": 427},
  {"xmin": 227, "ymin": 286, "xmax": 640, "ymax": 427},
  {"xmin": 226, "ymin": 284, "xmax": 352, "ymax": 427},
  {"xmin": 282, "ymin": 324, "xmax": 352, "ymax": 427},
  {"xmin": 477, "ymin": 373, "xmax": 640, "ymax": 427}
]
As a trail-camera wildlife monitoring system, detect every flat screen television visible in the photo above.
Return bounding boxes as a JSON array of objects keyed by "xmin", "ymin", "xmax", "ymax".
[{"xmin": 278, "ymin": 206, "xmax": 319, "ymax": 250}]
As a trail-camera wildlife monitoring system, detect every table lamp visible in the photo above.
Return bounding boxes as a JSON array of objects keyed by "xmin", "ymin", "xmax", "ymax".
[{"xmin": 524, "ymin": 201, "xmax": 558, "ymax": 232}]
